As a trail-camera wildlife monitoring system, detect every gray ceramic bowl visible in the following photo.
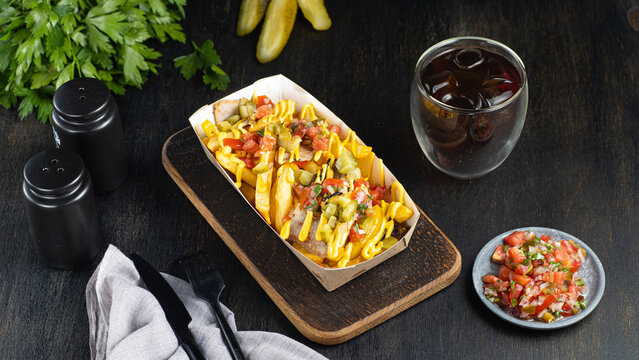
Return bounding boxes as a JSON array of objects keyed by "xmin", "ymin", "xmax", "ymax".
[{"xmin": 472, "ymin": 227, "xmax": 605, "ymax": 329}]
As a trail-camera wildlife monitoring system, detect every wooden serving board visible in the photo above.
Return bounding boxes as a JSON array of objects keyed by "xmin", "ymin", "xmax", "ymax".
[{"xmin": 162, "ymin": 128, "xmax": 461, "ymax": 345}]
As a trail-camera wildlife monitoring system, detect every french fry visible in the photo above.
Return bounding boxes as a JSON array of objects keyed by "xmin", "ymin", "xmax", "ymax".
[
  {"xmin": 272, "ymin": 163, "xmax": 296, "ymax": 231},
  {"xmin": 239, "ymin": 182, "xmax": 256, "ymax": 205},
  {"xmin": 215, "ymin": 150, "xmax": 257, "ymax": 188},
  {"xmin": 255, "ymin": 151, "xmax": 275, "ymax": 223}
]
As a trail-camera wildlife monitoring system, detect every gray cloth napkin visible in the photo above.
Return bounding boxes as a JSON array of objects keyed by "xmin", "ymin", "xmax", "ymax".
[{"xmin": 86, "ymin": 245, "xmax": 328, "ymax": 360}]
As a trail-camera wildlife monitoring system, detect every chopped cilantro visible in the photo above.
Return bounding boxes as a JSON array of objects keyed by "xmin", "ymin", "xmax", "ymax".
[
  {"xmin": 511, "ymin": 298, "xmax": 518, "ymax": 307},
  {"xmin": 357, "ymin": 204, "xmax": 368, "ymax": 213},
  {"xmin": 258, "ymin": 129, "xmax": 265, "ymax": 137},
  {"xmin": 531, "ymin": 253, "xmax": 545, "ymax": 261}
]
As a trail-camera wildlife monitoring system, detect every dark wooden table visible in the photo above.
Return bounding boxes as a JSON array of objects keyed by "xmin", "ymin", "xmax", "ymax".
[{"xmin": 1, "ymin": 1, "xmax": 638, "ymax": 359}]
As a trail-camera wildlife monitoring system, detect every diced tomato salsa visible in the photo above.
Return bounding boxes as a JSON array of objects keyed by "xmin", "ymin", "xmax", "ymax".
[{"xmin": 482, "ymin": 230, "xmax": 588, "ymax": 323}]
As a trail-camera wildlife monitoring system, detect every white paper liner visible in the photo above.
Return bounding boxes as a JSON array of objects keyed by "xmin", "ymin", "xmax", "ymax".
[{"xmin": 189, "ymin": 75, "xmax": 420, "ymax": 291}]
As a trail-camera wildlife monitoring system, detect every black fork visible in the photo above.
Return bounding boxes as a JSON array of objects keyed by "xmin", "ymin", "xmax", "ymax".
[{"xmin": 180, "ymin": 253, "xmax": 245, "ymax": 360}]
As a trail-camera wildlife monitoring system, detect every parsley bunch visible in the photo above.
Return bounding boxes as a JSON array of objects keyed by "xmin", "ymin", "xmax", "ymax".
[{"xmin": 0, "ymin": 0, "xmax": 228, "ymax": 123}]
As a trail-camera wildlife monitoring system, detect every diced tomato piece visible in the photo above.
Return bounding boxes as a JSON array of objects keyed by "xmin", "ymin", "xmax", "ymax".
[
  {"xmin": 512, "ymin": 273, "xmax": 532, "ymax": 286},
  {"xmin": 535, "ymin": 294, "xmax": 556, "ymax": 315},
  {"xmin": 256, "ymin": 95, "xmax": 272, "ymax": 107},
  {"xmin": 293, "ymin": 184, "xmax": 305, "ymax": 196},
  {"xmin": 553, "ymin": 248, "xmax": 569, "ymax": 266},
  {"xmin": 368, "ymin": 185, "xmax": 386, "ymax": 206},
  {"xmin": 542, "ymin": 273, "xmax": 553, "ymax": 282},
  {"xmin": 353, "ymin": 179, "xmax": 368, "ymax": 189},
  {"xmin": 296, "ymin": 187, "xmax": 312, "ymax": 207},
  {"xmin": 540, "ymin": 234, "xmax": 551, "ymax": 242},
  {"xmin": 239, "ymin": 157, "xmax": 255, "ymax": 169},
  {"xmin": 349, "ymin": 223, "xmax": 366, "ymax": 242},
  {"xmin": 515, "ymin": 264, "xmax": 531, "ymax": 275},
  {"xmin": 260, "ymin": 134, "xmax": 276, "ymax": 151},
  {"xmin": 569, "ymin": 260, "xmax": 581, "ymax": 273},
  {"xmin": 222, "ymin": 138, "xmax": 244, "ymax": 151},
  {"xmin": 293, "ymin": 161, "xmax": 310, "ymax": 168},
  {"xmin": 560, "ymin": 240, "xmax": 579, "ymax": 254},
  {"xmin": 491, "ymin": 245, "xmax": 506, "ymax": 264},
  {"xmin": 293, "ymin": 123, "xmax": 308, "ymax": 138},
  {"xmin": 312, "ymin": 137, "xmax": 329, "ymax": 151},
  {"xmin": 504, "ymin": 231, "xmax": 527, "ymax": 246},
  {"xmin": 567, "ymin": 284, "xmax": 579, "ymax": 300},
  {"xmin": 499, "ymin": 265, "xmax": 513, "ymax": 281},
  {"xmin": 243, "ymin": 132, "xmax": 260, "ymax": 143},
  {"xmin": 532, "ymin": 259, "xmax": 544, "ymax": 267},
  {"xmin": 482, "ymin": 275, "xmax": 500, "ymax": 284},
  {"xmin": 553, "ymin": 271, "xmax": 566, "ymax": 285},
  {"xmin": 306, "ymin": 126, "xmax": 321, "ymax": 139},
  {"xmin": 242, "ymin": 139, "xmax": 259, "ymax": 153},
  {"xmin": 255, "ymin": 105, "xmax": 271, "ymax": 119},
  {"xmin": 328, "ymin": 124, "xmax": 341, "ymax": 137},
  {"xmin": 508, "ymin": 247, "xmax": 526, "ymax": 264},
  {"xmin": 508, "ymin": 283, "xmax": 523, "ymax": 303},
  {"xmin": 322, "ymin": 178, "xmax": 346, "ymax": 194}
]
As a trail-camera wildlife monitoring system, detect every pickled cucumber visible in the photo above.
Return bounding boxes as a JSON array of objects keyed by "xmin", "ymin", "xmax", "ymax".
[
  {"xmin": 336, "ymin": 149, "xmax": 358, "ymax": 174},
  {"xmin": 257, "ymin": 0, "xmax": 297, "ymax": 63},
  {"xmin": 297, "ymin": 0, "xmax": 331, "ymax": 31},
  {"xmin": 237, "ymin": 0, "xmax": 269, "ymax": 36}
]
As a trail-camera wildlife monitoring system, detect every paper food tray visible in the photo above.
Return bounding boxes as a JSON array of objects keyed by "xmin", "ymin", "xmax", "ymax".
[{"xmin": 189, "ymin": 74, "xmax": 420, "ymax": 291}]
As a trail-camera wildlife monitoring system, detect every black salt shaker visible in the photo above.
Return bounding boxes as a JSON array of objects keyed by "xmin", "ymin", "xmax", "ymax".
[
  {"xmin": 52, "ymin": 78, "xmax": 127, "ymax": 194},
  {"xmin": 22, "ymin": 148, "xmax": 103, "ymax": 269}
]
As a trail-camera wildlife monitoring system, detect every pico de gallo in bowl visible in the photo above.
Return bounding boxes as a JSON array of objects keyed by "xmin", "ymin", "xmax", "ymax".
[{"xmin": 472, "ymin": 227, "xmax": 605, "ymax": 329}]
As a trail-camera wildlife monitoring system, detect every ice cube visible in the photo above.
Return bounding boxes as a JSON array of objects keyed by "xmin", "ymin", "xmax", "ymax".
[{"xmin": 454, "ymin": 48, "xmax": 484, "ymax": 70}]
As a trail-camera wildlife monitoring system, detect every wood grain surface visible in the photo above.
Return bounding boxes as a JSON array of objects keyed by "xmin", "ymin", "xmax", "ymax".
[
  {"xmin": 0, "ymin": 0, "xmax": 638, "ymax": 359},
  {"xmin": 162, "ymin": 127, "xmax": 461, "ymax": 344}
]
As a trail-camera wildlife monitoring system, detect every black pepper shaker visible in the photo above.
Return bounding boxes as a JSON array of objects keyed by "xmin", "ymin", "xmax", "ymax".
[
  {"xmin": 22, "ymin": 149, "xmax": 103, "ymax": 269},
  {"xmin": 52, "ymin": 77, "xmax": 127, "ymax": 194}
]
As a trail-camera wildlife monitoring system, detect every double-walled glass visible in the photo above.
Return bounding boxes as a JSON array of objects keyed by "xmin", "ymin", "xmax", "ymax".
[{"xmin": 410, "ymin": 37, "xmax": 528, "ymax": 179}]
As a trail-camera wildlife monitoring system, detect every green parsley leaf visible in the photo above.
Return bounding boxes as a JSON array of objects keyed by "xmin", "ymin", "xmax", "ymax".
[
  {"xmin": 173, "ymin": 53, "xmax": 202, "ymax": 80},
  {"xmin": 174, "ymin": 40, "xmax": 229, "ymax": 91}
]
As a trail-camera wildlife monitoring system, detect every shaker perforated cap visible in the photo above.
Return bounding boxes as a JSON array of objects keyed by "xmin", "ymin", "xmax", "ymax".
[
  {"xmin": 52, "ymin": 77, "xmax": 111, "ymax": 123},
  {"xmin": 23, "ymin": 148, "xmax": 87, "ymax": 197}
]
